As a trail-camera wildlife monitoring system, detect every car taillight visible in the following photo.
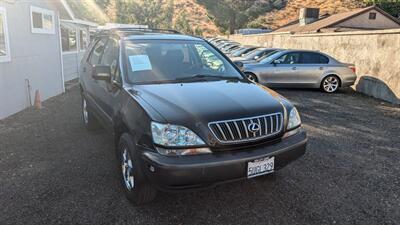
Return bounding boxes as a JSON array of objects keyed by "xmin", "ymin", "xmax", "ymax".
[{"xmin": 349, "ymin": 66, "xmax": 356, "ymax": 74}]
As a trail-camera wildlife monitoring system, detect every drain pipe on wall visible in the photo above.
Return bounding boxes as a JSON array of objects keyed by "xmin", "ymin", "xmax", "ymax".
[{"xmin": 25, "ymin": 78, "xmax": 32, "ymax": 107}]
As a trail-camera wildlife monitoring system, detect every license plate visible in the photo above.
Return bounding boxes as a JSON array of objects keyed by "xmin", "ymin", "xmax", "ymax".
[{"xmin": 247, "ymin": 157, "xmax": 275, "ymax": 178}]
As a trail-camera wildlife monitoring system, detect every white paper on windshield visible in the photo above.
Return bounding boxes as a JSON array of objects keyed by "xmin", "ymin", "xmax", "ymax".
[{"xmin": 129, "ymin": 55, "xmax": 152, "ymax": 72}]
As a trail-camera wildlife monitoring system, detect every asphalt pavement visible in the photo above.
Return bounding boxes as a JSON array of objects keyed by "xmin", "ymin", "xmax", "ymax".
[{"xmin": 0, "ymin": 86, "xmax": 399, "ymax": 225}]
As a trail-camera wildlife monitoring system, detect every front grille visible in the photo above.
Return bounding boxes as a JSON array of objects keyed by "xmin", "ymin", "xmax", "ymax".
[{"xmin": 208, "ymin": 113, "xmax": 283, "ymax": 144}]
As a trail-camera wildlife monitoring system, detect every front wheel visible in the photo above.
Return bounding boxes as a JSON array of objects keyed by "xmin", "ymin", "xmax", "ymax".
[
  {"xmin": 82, "ymin": 97, "xmax": 101, "ymax": 130},
  {"xmin": 245, "ymin": 73, "xmax": 258, "ymax": 83},
  {"xmin": 321, "ymin": 75, "xmax": 340, "ymax": 93},
  {"xmin": 118, "ymin": 133, "xmax": 157, "ymax": 205}
]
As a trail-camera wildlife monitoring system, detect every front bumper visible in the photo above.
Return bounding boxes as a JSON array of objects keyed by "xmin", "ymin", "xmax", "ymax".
[{"xmin": 139, "ymin": 129, "xmax": 307, "ymax": 191}]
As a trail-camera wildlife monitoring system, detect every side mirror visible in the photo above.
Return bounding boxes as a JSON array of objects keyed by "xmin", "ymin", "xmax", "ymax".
[
  {"xmin": 234, "ymin": 61, "xmax": 244, "ymax": 71},
  {"xmin": 92, "ymin": 65, "xmax": 111, "ymax": 81},
  {"xmin": 254, "ymin": 55, "xmax": 260, "ymax": 60}
]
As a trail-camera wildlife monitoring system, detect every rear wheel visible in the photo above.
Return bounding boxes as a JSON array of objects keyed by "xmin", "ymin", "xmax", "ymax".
[
  {"xmin": 82, "ymin": 97, "xmax": 101, "ymax": 130},
  {"xmin": 245, "ymin": 72, "xmax": 258, "ymax": 83},
  {"xmin": 118, "ymin": 133, "xmax": 157, "ymax": 205},
  {"xmin": 321, "ymin": 75, "xmax": 340, "ymax": 93}
]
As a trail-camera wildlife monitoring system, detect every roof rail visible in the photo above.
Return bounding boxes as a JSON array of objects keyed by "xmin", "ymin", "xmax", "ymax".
[
  {"xmin": 96, "ymin": 27, "xmax": 181, "ymax": 36},
  {"xmin": 120, "ymin": 28, "xmax": 181, "ymax": 34}
]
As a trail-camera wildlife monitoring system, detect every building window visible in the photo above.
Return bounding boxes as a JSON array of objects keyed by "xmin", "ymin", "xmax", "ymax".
[
  {"xmin": 79, "ymin": 29, "xmax": 89, "ymax": 51},
  {"xmin": 369, "ymin": 12, "xmax": 377, "ymax": 20},
  {"xmin": 61, "ymin": 24, "xmax": 77, "ymax": 52},
  {"xmin": 30, "ymin": 6, "xmax": 55, "ymax": 34},
  {"xmin": 0, "ymin": 7, "xmax": 10, "ymax": 62}
]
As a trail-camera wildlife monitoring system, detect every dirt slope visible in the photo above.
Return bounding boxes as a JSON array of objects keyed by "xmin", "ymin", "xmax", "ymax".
[
  {"xmin": 173, "ymin": 0, "xmax": 220, "ymax": 35},
  {"xmin": 259, "ymin": 0, "xmax": 366, "ymax": 29}
]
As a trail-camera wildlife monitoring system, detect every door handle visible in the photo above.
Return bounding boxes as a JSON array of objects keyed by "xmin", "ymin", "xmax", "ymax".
[
  {"xmin": 292, "ymin": 67, "xmax": 297, "ymax": 70},
  {"xmin": 319, "ymin": 67, "xmax": 324, "ymax": 70}
]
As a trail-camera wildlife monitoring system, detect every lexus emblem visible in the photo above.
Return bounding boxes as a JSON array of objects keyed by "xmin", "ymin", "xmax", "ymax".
[{"xmin": 247, "ymin": 122, "xmax": 261, "ymax": 133}]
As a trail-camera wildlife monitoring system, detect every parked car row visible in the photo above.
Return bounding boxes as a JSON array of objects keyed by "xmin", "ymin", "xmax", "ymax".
[{"xmin": 206, "ymin": 37, "xmax": 357, "ymax": 93}]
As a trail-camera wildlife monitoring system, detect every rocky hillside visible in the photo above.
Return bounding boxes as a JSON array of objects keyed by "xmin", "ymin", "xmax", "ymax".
[
  {"xmin": 173, "ymin": 0, "xmax": 220, "ymax": 35},
  {"xmin": 95, "ymin": 0, "xmax": 367, "ymax": 34},
  {"xmin": 258, "ymin": 0, "xmax": 366, "ymax": 29},
  {"xmin": 177, "ymin": 0, "xmax": 366, "ymax": 33}
]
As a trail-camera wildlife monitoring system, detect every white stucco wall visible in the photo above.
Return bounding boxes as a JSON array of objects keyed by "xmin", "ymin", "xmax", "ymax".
[{"xmin": 0, "ymin": 0, "xmax": 64, "ymax": 119}]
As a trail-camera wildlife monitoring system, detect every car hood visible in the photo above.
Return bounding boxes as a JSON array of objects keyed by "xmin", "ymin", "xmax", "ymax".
[{"xmin": 133, "ymin": 80, "xmax": 285, "ymax": 128}]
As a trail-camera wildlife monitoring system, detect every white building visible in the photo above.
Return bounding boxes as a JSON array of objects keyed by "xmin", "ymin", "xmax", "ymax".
[{"xmin": 0, "ymin": 0, "xmax": 105, "ymax": 119}]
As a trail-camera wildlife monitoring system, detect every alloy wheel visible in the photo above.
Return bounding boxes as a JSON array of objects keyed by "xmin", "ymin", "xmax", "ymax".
[
  {"xmin": 246, "ymin": 74, "xmax": 257, "ymax": 82},
  {"xmin": 121, "ymin": 148, "xmax": 135, "ymax": 190},
  {"xmin": 323, "ymin": 76, "xmax": 339, "ymax": 93}
]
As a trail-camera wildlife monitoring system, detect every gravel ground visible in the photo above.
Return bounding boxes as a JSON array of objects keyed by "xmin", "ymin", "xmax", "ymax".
[{"xmin": 0, "ymin": 86, "xmax": 399, "ymax": 225}]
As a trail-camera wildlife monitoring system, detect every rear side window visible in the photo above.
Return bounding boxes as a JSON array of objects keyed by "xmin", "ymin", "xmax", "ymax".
[
  {"xmin": 276, "ymin": 52, "xmax": 301, "ymax": 64},
  {"xmin": 101, "ymin": 38, "xmax": 120, "ymax": 82},
  {"xmin": 88, "ymin": 37, "xmax": 108, "ymax": 65},
  {"xmin": 101, "ymin": 38, "xmax": 119, "ymax": 68},
  {"xmin": 300, "ymin": 52, "xmax": 329, "ymax": 64}
]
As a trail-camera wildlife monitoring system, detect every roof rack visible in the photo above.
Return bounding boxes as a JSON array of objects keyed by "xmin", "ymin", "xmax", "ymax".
[
  {"xmin": 116, "ymin": 28, "xmax": 181, "ymax": 34},
  {"xmin": 95, "ymin": 27, "xmax": 181, "ymax": 37}
]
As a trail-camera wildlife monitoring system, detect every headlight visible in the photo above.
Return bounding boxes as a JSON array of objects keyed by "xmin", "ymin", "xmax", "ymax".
[
  {"xmin": 287, "ymin": 107, "xmax": 301, "ymax": 130},
  {"xmin": 151, "ymin": 122, "xmax": 206, "ymax": 147}
]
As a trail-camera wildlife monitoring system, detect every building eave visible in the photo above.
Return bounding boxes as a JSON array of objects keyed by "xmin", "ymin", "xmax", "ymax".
[
  {"xmin": 59, "ymin": 0, "xmax": 75, "ymax": 20},
  {"xmin": 60, "ymin": 19, "xmax": 98, "ymax": 27},
  {"xmin": 58, "ymin": 0, "xmax": 98, "ymax": 27}
]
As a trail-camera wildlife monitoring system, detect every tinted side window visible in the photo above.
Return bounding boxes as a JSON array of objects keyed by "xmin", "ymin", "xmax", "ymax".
[
  {"xmin": 276, "ymin": 52, "xmax": 301, "ymax": 64},
  {"xmin": 89, "ymin": 37, "xmax": 107, "ymax": 65},
  {"xmin": 101, "ymin": 38, "xmax": 119, "ymax": 68},
  {"xmin": 101, "ymin": 38, "xmax": 121, "ymax": 82},
  {"xmin": 301, "ymin": 52, "xmax": 329, "ymax": 64},
  {"xmin": 319, "ymin": 55, "xmax": 329, "ymax": 64}
]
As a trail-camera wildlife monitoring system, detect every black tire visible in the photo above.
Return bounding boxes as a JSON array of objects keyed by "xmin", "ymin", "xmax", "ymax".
[
  {"xmin": 82, "ymin": 96, "xmax": 102, "ymax": 131},
  {"xmin": 320, "ymin": 75, "xmax": 340, "ymax": 93},
  {"xmin": 245, "ymin": 72, "xmax": 258, "ymax": 83},
  {"xmin": 118, "ymin": 133, "xmax": 157, "ymax": 205}
]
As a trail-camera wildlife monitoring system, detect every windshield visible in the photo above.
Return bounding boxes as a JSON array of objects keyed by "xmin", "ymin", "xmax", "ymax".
[
  {"xmin": 258, "ymin": 50, "xmax": 282, "ymax": 63},
  {"xmin": 243, "ymin": 48, "xmax": 266, "ymax": 60},
  {"xmin": 230, "ymin": 48, "xmax": 245, "ymax": 56},
  {"xmin": 231, "ymin": 48, "xmax": 254, "ymax": 57},
  {"xmin": 124, "ymin": 40, "xmax": 243, "ymax": 84}
]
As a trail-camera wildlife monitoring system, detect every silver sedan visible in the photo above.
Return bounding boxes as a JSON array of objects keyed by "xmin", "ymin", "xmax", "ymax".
[{"xmin": 242, "ymin": 50, "xmax": 357, "ymax": 93}]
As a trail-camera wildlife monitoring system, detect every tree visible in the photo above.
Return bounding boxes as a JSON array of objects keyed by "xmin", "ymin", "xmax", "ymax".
[
  {"xmin": 174, "ymin": 12, "xmax": 193, "ymax": 34},
  {"xmin": 99, "ymin": 0, "xmax": 174, "ymax": 28},
  {"xmin": 94, "ymin": 0, "xmax": 111, "ymax": 9},
  {"xmin": 196, "ymin": 0, "xmax": 285, "ymax": 34},
  {"xmin": 127, "ymin": 0, "xmax": 174, "ymax": 28},
  {"xmin": 364, "ymin": 0, "xmax": 400, "ymax": 18},
  {"xmin": 194, "ymin": 26, "xmax": 203, "ymax": 36}
]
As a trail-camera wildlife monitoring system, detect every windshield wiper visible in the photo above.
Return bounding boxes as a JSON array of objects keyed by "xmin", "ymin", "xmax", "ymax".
[
  {"xmin": 174, "ymin": 74, "xmax": 240, "ymax": 82},
  {"xmin": 132, "ymin": 74, "xmax": 241, "ymax": 85}
]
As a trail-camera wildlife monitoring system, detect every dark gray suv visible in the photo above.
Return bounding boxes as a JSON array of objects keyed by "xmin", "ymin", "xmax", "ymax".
[{"xmin": 79, "ymin": 28, "xmax": 307, "ymax": 205}]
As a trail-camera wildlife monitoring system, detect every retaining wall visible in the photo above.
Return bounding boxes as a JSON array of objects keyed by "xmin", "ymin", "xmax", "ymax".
[{"xmin": 225, "ymin": 29, "xmax": 400, "ymax": 104}]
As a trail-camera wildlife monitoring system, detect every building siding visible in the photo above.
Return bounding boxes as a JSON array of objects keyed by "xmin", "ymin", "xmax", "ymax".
[
  {"xmin": 0, "ymin": 0, "xmax": 64, "ymax": 119},
  {"xmin": 336, "ymin": 9, "xmax": 400, "ymax": 29}
]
